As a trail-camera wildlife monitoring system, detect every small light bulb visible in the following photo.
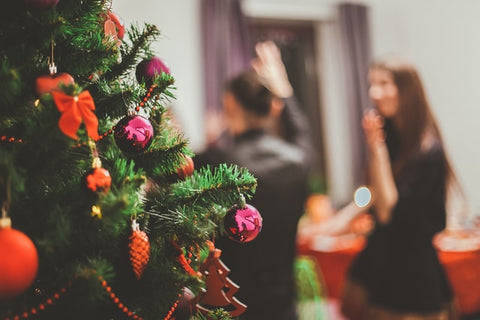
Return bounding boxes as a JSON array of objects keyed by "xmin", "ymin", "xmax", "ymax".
[{"xmin": 354, "ymin": 186, "xmax": 371, "ymax": 208}]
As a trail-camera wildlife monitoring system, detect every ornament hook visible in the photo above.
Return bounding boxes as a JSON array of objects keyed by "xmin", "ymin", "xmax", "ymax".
[
  {"xmin": 48, "ymin": 40, "xmax": 57, "ymax": 75},
  {"xmin": 1, "ymin": 202, "xmax": 11, "ymax": 228}
]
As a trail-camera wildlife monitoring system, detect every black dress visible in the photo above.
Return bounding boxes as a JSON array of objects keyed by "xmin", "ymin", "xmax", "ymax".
[
  {"xmin": 348, "ymin": 123, "xmax": 453, "ymax": 313},
  {"xmin": 194, "ymin": 97, "xmax": 315, "ymax": 319}
]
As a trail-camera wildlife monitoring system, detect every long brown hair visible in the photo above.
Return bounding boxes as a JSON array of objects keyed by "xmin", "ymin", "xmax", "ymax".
[{"xmin": 370, "ymin": 57, "xmax": 461, "ymax": 195}]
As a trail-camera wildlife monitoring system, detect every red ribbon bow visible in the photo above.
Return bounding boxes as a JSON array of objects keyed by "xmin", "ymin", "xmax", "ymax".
[{"xmin": 52, "ymin": 90, "xmax": 100, "ymax": 140}]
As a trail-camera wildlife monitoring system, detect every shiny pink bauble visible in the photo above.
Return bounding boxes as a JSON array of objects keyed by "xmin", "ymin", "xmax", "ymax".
[
  {"xmin": 114, "ymin": 115, "xmax": 154, "ymax": 154},
  {"xmin": 135, "ymin": 56, "xmax": 170, "ymax": 86},
  {"xmin": 0, "ymin": 226, "xmax": 39, "ymax": 301},
  {"xmin": 224, "ymin": 204, "xmax": 263, "ymax": 243}
]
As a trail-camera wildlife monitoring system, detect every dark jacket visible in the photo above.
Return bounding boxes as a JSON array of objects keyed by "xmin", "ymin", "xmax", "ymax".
[{"xmin": 194, "ymin": 97, "xmax": 315, "ymax": 319}]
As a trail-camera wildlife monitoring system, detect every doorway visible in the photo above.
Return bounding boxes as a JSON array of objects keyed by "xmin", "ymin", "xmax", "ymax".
[{"xmin": 248, "ymin": 19, "xmax": 326, "ymax": 192}]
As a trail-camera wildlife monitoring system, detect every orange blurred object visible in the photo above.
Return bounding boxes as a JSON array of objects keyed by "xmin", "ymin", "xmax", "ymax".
[
  {"xmin": 297, "ymin": 229, "xmax": 480, "ymax": 316},
  {"xmin": 305, "ymin": 193, "xmax": 334, "ymax": 223}
]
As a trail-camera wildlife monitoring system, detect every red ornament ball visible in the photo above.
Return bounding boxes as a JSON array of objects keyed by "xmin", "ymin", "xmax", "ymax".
[
  {"xmin": 224, "ymin": 204, "xmax": 263, "ymax": 243},
  {"xmin": 24, "ymin": 0, "xmax": 59, "ymax": 10},
  {"xmin": 114, "ymin": 115, "xmax": 154, "ymax": 154},
  {"xmin": 35, "ymin": 72, "xmax": 74, "ymax": 96},
  {"xmin": 83, "ymin": 167, "xmax": 111, "ymax": 194},
  {"xmin": 176, "ymin": 155, "xmax": 194, "ymax": 180},
  {"xmin": 135, "ymin": 56, "xmax": 170, "ymax": 86},
  {"xmin": 0, "ymin": 221, "xmax": 39, "ymax": 301}
]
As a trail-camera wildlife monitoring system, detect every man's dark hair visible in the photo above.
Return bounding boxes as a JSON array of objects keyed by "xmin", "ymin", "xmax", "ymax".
[{"xmin": 225, "ymin": 69, "xmax": 274, "ymax": 116}]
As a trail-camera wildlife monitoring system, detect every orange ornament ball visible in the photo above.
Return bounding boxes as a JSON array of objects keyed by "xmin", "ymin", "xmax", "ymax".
[
  {"xmin": 0, "ymin": 222, "xmax": 39, "ymax": 301},
  {"xmin": 83, "ymin": 167, "xmax": 112, "ymax": 194}
]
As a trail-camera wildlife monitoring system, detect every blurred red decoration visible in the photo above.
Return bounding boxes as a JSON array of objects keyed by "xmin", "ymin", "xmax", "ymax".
[
  {"xmin": 0, "ymin": 218, "xmax": 39, "ymax": 301},
  {"xmin": 83, "ymin": 167, "xmax": 111, "ymax": 194},
  {"xmin": 104, "ymin": 11, "xmax": 124, "ymax": 47},
  {"xmin": 176, "ymin": 155, "xmax": 194, "ymax": 180},
  {"xmin": 108, "ymin": 11, "xmax": 125, "ymax": 39},
  {"xmin": 35, "ymin": 72, "xmax": 74, "ymax": 96}
]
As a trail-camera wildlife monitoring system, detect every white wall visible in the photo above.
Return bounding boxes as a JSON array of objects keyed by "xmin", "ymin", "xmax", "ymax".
[
  {"xmin": 366, "ymin": 0, "xmax": 480, "ymax": 219},
  {"xmin": 114, "ymin": 0, "xmax": 480, "ymax": 218},
  {"xmin": 113, "ymin": 0, "xmax": 205, "ymax": 150}
]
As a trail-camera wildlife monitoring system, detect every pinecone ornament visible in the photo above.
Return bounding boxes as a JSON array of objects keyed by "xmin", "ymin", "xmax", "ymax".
[{"xmin": 129, "ymin": 220, "xmax": 150, "ymax": 280}]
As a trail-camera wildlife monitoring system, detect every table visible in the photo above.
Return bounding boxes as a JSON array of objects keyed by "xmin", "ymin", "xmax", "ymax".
[{"xmin": 297, "ymin": 231, "xmax": 480, "ymax": 316}]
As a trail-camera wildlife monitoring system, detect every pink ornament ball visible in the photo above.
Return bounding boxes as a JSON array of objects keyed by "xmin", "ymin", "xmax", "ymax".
[
  {"xmin": 135, "ymin": 56, "xmax": 170, "ymax": 86},
  {"xmin": 24, "ymin": 0, "xmax": 59, "ymax": 10},
  {"xmin": 224, "ymin": 204, "xmax": 263, "ymax": 243},
  {"xmin": 114, "ymin": 115, "xmax": 154, "ymax": 154}
]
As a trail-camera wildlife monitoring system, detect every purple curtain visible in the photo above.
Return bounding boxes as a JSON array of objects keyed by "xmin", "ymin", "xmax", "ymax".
[
  {"xmin": 338, "ymin": 2, "xmax": 372, "ymax": 187},
  {"xmin": 201, "ymin": 0, "xmax": 253, "ymax": 112}
]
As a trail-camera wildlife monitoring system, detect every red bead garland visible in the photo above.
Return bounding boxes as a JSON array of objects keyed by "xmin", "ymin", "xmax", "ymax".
[
  {"xmin": 98, "ymin": 275, "xmax": 144, "ymax": 320},
  {"xmin": 97, "ymin": 275, "xmax": 181, "ymax": 320},
  {"xmin": 1, "ymin": 283, "xmax": 71, "ymax": 320},
  {"xmin": 164, "ymin": 295, "xmax": 181, "ymax": 320},
  {"xmin": 171, "ymin": 241, "xmax": 199, "ymax": 277},
  {"xmin": 1, "ymin": 272, "xmax": 183, "ymax": 320},
  {"xmin": 0, "ymin": 135, "xmax": 23, "ymax": 144}
]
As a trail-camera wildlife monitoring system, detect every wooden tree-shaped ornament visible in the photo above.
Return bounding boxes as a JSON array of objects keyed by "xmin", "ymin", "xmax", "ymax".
[{"xmin": 196, "ymin": 241, "xmax": 247, "ymax": 318}]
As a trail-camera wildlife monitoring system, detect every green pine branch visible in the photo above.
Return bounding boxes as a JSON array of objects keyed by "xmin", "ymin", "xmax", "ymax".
[
  {"xmin": 0, "ymin": 1, "xmax": 257, "ymax": 319},
  {"xmin": 102, "ymin": 23, "xmax": 161, "ymax": 83}
]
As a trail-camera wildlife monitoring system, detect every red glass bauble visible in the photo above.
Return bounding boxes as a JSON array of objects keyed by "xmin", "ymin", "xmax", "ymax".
[
  {"xmin": 0, "ymin": 223, "xmax": 39, "ymax": 301},
  {"xmin": 35, "ymin": 72, "xmax": 74, "ymax": 96},
  {"xmin": 176, "ymin": 155, "xmax": 194, "ymax": 180},
  {"xmin": 135, "ymin": 56, "xmax": 170, "ymax": 86},
  {"xmin": 224, "ymin": 204, "xmax": 262, "ymax": 243},
  {"xmin": 24, "ymin": 0, "xmax": 59, "ymax": 10},
  {"xmin": 83, "ymin": 167, "xmax": 111, "ymax": 194},
  {"xmin": 114, "ymin": 115, "xmax": 154, "ymax": 154}
]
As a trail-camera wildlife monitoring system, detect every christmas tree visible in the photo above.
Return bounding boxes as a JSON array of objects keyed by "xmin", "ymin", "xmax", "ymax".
[{"xmin": 0, "ymin": 1, "xmax": 258, "ymax": 319}]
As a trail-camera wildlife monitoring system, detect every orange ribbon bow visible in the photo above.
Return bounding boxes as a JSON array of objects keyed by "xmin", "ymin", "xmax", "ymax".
[{"xmin": 52, "ymin": 90, "xmax": 100, "ymax": 140}]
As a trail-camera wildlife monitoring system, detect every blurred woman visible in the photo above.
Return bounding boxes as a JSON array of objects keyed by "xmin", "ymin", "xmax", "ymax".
[{"xmin": 340, "ymin": 56, "xmax": 460, "ymax": 319}]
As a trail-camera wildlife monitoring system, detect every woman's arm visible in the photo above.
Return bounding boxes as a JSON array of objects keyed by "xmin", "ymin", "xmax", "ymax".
[{"xmin": 363, "ymin": 110, "xmax": 398, "ymax": 225}]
